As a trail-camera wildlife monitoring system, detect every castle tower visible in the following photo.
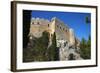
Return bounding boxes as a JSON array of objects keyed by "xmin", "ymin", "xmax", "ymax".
[
  {"xmin": 29, "ymin": 17, "xmax": 51, "ymax": 38},
  {"xmin": 69, "ymin": 28, "xmax": 75, "ymax": 47}
]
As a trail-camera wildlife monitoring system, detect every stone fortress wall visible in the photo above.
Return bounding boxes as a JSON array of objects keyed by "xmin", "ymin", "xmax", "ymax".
[
  {"xmin": 29, "ymin": 17, "xmax": 82, "ymax": 60},
  {"xmin": 52, "ymin": 17, "xmax": 75, "ymax": 46}
]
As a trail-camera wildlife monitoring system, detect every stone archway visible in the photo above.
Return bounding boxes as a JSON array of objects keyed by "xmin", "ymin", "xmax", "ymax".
[{"xmin": 68, "ymin": 53, "xmax": 75, "ymax": 60}]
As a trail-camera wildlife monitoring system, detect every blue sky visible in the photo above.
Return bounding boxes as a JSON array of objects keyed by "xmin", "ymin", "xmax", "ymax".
[{"xmin": 31, "ymin": 10, "xmax": 91, "ymax": 41}]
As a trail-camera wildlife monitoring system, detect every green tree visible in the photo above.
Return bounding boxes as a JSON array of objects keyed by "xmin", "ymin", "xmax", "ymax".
[
  {"xmin": 80, "ymin": 35, "xmax": 91, "ymax": 59},
  {"xmin": 86, "ymin": 35, "xmax": 91, "ymax": 59},
  {"xmin": 86, "ymin": 16, "xmax": 91, "ymax": 23},
  {"xmin": 23, "ymin": 31, "xmax": 58, "ymax": 62},
  {"xmin": 47, "ymin": 32, "xmax": 58, "ymax": 61},
  {"xmin": 23, "ymin": 31, "xmax": 50, "ymax": 62}
]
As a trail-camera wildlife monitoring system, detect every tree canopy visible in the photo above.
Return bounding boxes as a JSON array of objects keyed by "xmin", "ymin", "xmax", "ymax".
[{"xmin": 80, "ymin": 35, "xmax": 91, "ymax": 59}]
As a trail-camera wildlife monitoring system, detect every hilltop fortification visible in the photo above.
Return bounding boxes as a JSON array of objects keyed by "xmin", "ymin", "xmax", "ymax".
[{"xmin": 28, "ymin": 17, "xmax": 82, "ymax": 60}]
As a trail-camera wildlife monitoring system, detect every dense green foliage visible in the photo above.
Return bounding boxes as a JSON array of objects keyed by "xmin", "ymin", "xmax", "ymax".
[
  {"xmin": 47, "ymin": 32, "xmax": 59, "ymax": 61},
  {"xmin": 80, "ymin": 35, "xmax": 91, "ymax": 59},
  {"xmin": 23, "ymin": 31, "xmax": 58, "ymax": 62}
]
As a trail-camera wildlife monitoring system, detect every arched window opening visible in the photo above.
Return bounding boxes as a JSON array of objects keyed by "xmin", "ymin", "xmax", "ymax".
[
  {"xmin": 32, "ymin": 22, "xmax": 34, "ymax": 25},
  {"xmin": 37, "ymin": 22, "xmax": 39, "ymax": 25},
  {"xmin": 48, "ymin": 24, "xmax": 49, "ymax": 27},
  {"xmin": 66, "ymin": 29, "xmax": 67, "ymax": 32},
  {"xmin": 60, "ymin": 27, "xmax": 61, "ymax": 29},
  {"xmin": 68, "ymin": 54, "xmax": 75, "ymax": 60}
]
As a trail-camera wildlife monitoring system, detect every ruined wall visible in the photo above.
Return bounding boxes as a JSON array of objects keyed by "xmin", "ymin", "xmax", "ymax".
[
  {"xmin": 29, "ymin": 18, "xmax": 50, "ymax": 38},
  {"xmin": 52, "ymin": 17, "xmax": 70, "ymax": 43},
  {"xmin": 29, "ymin": 18, "xmax": 56, "ymax": 48},
  {"xmin": 29, "ymin": 17, "xmax": 79, "ymax": 48},
  {"xmin": 29, "ymin": 17, "xmax": 75, "ymax": 45}
]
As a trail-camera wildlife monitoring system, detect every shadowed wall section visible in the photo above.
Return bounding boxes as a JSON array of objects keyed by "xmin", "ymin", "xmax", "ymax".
[{"xmin": 23, "ymin": 10, "xmax": 32, "ymax": 48}]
